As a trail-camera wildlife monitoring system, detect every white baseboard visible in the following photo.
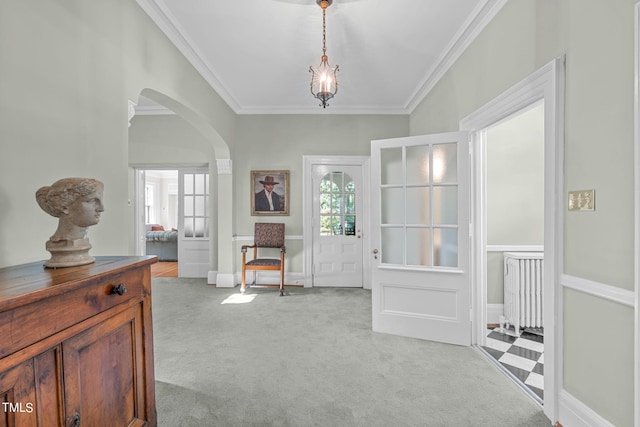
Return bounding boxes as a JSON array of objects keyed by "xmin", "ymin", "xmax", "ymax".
[
  {"xmin": 207, "ymin": 270, "xmax": 217, "ymax": 285},
  {"xmin": 558, "ymin": 389, "xmax": 615, "ymax": 427},
  {"xmin": 235, "ymin": 271, "xmax": 306, "ymax": 286},
  {"xmin": 486, "ymin": 304, "xmax": 504, "ymax": 324},
  {"xmin": 215, "ymin": 273, "xmax": 236, "ymax": 288}
]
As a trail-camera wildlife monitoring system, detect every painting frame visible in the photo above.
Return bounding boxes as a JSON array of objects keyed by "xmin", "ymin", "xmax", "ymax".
[{"xmin": 251, "ymin": 170, "xmax": 290, "ymax": 216}]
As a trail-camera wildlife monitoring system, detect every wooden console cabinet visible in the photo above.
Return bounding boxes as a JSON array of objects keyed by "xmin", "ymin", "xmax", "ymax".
[{"xmin": 0, "ymin": 256, "xmax": 157, "ymax": 427}]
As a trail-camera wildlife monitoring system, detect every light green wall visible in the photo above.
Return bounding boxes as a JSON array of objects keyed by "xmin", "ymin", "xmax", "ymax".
[
  {"xmin": 486, "ymin": 252, "xmax": 505, "ymax": 304},
  {"xmin": 0, "ymin": 0, "xmax": 235, "ymax": 268},
  {"xmin": 486, "ymin": 104, "xmax": 544, "ymax": 304},
  {"xmin": 129, "ymin": 115, "xmax": 214, "ymax": 166},
  {"xmin": 410, "ymin": 1, "xmax": 635, "ymax": 425},
  {"xmin": 563, "ymin": 288, "xmax": 635, "ymax": 427},
  {"xmin": 486, "ymin": 104, "xmax": 544, "ymax": 246},
  {"xmin": 233, "ymin": 114, "xmax": 409, "ymax": 272}
]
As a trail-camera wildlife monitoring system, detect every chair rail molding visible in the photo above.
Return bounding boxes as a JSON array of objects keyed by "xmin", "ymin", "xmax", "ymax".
[{"xmin": 634, "ymin": 4, "xmax": 640, "ymax": 425}]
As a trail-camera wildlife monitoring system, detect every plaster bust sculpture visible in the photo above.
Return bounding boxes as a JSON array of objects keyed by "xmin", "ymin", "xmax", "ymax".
[{"xmin": 36, "ymin": 178, "xmax": 104, "ymax": 268}]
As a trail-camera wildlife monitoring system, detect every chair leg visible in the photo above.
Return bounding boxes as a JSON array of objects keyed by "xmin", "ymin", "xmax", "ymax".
[
  {"xmin": 241, "ymin": 267, "xmax": 246, "ymax": 294},
  {"xmin": 279, "ymin": 267, "xmax": 284, "ymax": 296}
]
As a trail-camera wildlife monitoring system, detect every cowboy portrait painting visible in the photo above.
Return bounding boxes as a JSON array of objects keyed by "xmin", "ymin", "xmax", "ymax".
[{"xmin": 251, "ymin": 170, "xmax": 289, "ymax": 216}]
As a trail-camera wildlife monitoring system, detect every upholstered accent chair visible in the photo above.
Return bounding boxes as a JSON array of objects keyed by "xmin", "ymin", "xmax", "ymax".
[{"xmin": 241, "ymin": 223, "xmax": 286, "ymax": 296}]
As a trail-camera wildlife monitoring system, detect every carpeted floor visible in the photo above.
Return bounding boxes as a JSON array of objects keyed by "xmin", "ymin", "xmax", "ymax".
[{"xmin": 152, "ymin": 278, "xmax": 550, "ymax": 427}]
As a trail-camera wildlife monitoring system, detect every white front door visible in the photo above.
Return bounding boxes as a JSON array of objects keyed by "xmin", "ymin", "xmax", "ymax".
[
  {"xmin": 312, "ymin": 164, "xmax": 364, "ymax": 287},
  {"xmin": 178, "ymin": 169, "xmax": 210, "ymax": 278},
  {"xmin": 371, "ymin": 132, "xmax": 471, "ymax": 346}
]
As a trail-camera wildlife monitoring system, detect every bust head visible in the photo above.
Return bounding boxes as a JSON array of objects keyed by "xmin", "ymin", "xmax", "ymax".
[{"xmin": 36, "ymin": 178, "xmax": 104, "ymax": 242}]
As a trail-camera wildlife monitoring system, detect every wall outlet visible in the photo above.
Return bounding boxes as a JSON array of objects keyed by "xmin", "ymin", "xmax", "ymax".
[{"xmin": 568, "ymin": 189, "xmax": 594, "ymax": 211}]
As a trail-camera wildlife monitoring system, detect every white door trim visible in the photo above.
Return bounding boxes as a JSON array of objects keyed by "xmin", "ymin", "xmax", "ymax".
[
  {"xmin": 634, "ymin": 4, "xmax": 640, "ymax": 425},
  {"xmin": 303, "ymin": 155, "xmax": 371, "ymax": 289},
  {"xmin": 460, "ymin": 57, "xmax": 565, "ymax": 423},
  {"xmin": 133, "ymin": 169, "xmax": 146, "ymax": 256}
]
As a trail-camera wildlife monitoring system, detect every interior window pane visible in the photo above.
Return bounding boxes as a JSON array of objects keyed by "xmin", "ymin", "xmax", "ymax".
[
  {"xmin": 195, "ymin": 174, "xmax": 205, "ymax": 194},
  {"xmin": 331, "ymin": 216, "xmax": 342, "ymax": 235},
  {"xmin": 344, "ymin": 174, "xmax": 355, "ymax": 192},
  {"xmin": 332, "ymin": 172, "xmax": 343, "ymax": 191},
  {"xmin": 184, "ymin": 174, "xmax": 194, "ymax": 194},
  {"xmin": 433, "ymin": 144, "xmax": 457, "ymax": 183},
  {"xmin": 407, "ymin": 227, "xmax": 432, "ymax": 266},
  {"xmin": 345, "ymin": 193, "xmax": 355, "ymax": 214},
  {"xmin": 381, "ymin": 147, "xmax": 403, "ymax": 185},
  {"xmin": 381, "ymin": 227, "xmax": 404, "ymax": 264},
  {"xmin": 434, "ymin": 228, "xmax": 458, "ymax": 267},
  {"xmin": 320, "ymin": 215, "xmax": 331, "ymax": 236},
  {"xmin": 381, "ymin": 187, "xmax": 404, "ymax": 224},
  {"xmin": 332, "ymin": 194, "xmax": 342, "ymax": 215},
  {"xmin": 433, "ymin": 186, "xmax": 458, "ymax": 224},
  {"xmin": 195, "ymin": 196, "xmax": 205, "ymax": 216},
  {"xmin": 205, "ymin": 174, "xmax": 209, "ymax": 194},
  {"xmin": 320, "ymin": 175, "xmax": 332, "ymax": 193},
  {"xmin": 345, "ymin": 216, "xmax": 356, "ymax": 235},
  {"xmin": 406, "ymin": 187, "xmax": 430, "ymax": 225},
  {"xmin": 406, "ymin": 145, "xmax": 430, "ymax": 185},
  {"xmin": 184, "ymin": 218, "xmax": 194, "ymax": 238},
  {"xmin": 194, "ymin": 218, "xmax": 205, "ymax": 238},
  {"xmin": 320, "ymin": 193, "xmax": 331, "ymax": 214},
  {"xmin": 184, "ymin": 196, "xmax": 194, "ymax": 217}
]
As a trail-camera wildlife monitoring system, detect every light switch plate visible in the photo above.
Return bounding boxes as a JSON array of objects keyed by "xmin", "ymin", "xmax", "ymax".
[{"xmin": 568, "ymin": 189, "xmax": 595, "ymax": 211}]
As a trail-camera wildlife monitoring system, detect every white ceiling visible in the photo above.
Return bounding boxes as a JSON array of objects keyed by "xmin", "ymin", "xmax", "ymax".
[{"xmin": 135, "ymin": 0, "xmax": 506, "ymax": 115}]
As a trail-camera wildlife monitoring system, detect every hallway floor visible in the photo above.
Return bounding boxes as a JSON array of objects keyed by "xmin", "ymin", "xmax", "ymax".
[
  {"xmin": 151, "ymin": 261, "xmax": 178, "ymax": 278},
  {"xmin": 482, "ymin": 327, "xmax": 544, "ymax": 402}
]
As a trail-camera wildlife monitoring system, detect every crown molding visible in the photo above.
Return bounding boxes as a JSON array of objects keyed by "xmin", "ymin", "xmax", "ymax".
[
  {"xmin": 404, "ymin": 0, "xmax": 508, "ymax": 112},
  {"xmin": 237, "ymin": 104, "xmax": 411, "ymax": 115},
  {"xmin": 135, "ymin": 0, "xmax": 242, "ymax": 113}
]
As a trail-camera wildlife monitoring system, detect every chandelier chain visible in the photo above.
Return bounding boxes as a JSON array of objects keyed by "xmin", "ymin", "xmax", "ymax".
[{"xmin": 322, "ymin": 7, "xmax": 327, "ymax": 56}]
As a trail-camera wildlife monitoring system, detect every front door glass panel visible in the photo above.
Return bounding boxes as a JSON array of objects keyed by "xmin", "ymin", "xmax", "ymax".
[{"xmin": 319, "ymin": 172, "xmax": 357, "ymax": 236}]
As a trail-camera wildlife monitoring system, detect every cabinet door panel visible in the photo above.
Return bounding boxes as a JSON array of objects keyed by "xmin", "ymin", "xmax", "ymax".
[
  {"xmin": 0, "ymin": 359, "xmax": 37, "ymax": 427},
  {"xmin": 33, "ymin": 348, "xmax": 64, "ymax": 427},
  {"xmin": 63, "ymin": 304, "xmax": 147, "ymax": 427}
]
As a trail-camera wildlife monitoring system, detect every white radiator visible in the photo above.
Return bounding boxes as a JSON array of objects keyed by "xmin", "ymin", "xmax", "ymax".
[{"xmin": 503, "ymin": 252, "xmax": 544, "ymax": 335}]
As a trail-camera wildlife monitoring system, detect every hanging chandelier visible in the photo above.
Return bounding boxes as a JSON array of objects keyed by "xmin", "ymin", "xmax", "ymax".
[{"xmin": 309, "ymin": 0, "xmax": 339, "ymax": 108}]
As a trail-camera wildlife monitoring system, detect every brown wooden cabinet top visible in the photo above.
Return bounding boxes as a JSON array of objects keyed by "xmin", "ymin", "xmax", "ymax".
[{"xmin": 0, "ymin": 256, "xmax": 157, "ymax": 311}]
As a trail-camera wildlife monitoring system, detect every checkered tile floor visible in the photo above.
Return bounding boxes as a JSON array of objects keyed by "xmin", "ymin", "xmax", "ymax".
[{"xmin": 482, "ymin": 328, "xmax": 544, "ymax": 402}]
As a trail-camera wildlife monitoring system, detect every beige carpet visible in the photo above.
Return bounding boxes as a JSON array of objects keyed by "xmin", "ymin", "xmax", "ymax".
[{"xmin": 152, "ymin": 278, "xmax": 550, "ymax": 427}]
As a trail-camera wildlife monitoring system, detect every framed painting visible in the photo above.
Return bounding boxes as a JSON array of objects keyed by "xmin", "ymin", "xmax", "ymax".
[{"xmin": 251, "ymin": 170, "xmax": 289, "ymax": 216}]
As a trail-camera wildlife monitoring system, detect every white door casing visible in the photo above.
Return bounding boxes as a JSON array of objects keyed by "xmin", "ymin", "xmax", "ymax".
[
  {"xmin": 461, "ymin": 57, "xmax": 564, "ymax": 422},
  {"xmin": 312, "ymin": 164, "xmax": 363, "ymax": 287},
  {"xmin": 134, "ymin": 169, "xmax": 146, "ymax": 256},
  {"xmin": 178, "ymin": 169, "xmax": 210, "ymax": 278},
  {"xmin": 371, "ymin": 131, "xmax": 471, "ymax": 346},
  {"xmin": 303, "ymin": 156, "xmax": 371, "ymax": 289}
]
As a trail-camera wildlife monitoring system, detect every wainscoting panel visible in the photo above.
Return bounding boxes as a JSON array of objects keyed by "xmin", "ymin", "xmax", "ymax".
[{"xmin": 382, "ymin": 283, "xmax": 459, "ymax": 321}]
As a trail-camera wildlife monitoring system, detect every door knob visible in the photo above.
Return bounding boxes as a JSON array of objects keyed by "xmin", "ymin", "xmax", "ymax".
[{"xmin": 373, "ymin": 249, "xmax": 379, "ymax": 259}]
